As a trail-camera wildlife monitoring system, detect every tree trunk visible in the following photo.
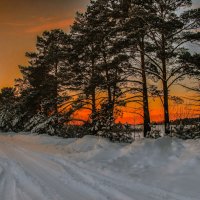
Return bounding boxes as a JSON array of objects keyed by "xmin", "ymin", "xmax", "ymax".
[
  {"xmin": 104, "ymin": 54, "xmax": 113, "ymax": 115},
  {"xmin": 54, "ymin": 62, "xmax": 58, "ymax": 116},
  {"xmin": 91, "ymin": 57, "xmax": 97, "ymax": 125},
  {"xmin": 54, "ymin": 61, "xmax": 59, "ymax": 135},
  {"xmin": 161, "ymin": 34, "xmax": 170, "ymax": 135},
  {"xmin": 140, "ymin": 38, "xmax": 151, "ymax": 137},
  {"xmin": 162, "ymin": 79, "xmax": 170, "ymax": 134},
  {"xmin": 111, "ymin": 74, "xmax": 118, "ymax": 118},
  {"xmin": 91, "ymin": 89, "xmax": 96, "ymax": 119},
  {"xmin": 103, "ymin": 54, "xmax": 115, "ymax": 129}
]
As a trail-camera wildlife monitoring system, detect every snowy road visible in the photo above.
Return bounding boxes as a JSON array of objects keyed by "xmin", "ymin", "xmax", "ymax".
[{"xmin": 0, "ymin": 134, "xmax": 199, "ymax": 200}]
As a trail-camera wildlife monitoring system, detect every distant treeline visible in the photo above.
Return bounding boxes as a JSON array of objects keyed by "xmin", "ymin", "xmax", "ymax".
[{"xmin": 171, "ymin": 117, "xmax": 200, "ymax": 125}]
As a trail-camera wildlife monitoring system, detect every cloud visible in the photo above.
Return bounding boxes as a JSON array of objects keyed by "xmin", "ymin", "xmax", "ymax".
[
  {"xmin": 0, "ymin": 22, "xmax": 30, "ymax": 27},
  {"xmin": 25, "ymin": 18, "xmax": 74, "ymax": 33}
]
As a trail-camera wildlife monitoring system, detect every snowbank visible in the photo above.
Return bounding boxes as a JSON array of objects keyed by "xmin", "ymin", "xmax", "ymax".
[{"xmin": 0, "ymin": 133, "xmax": 200, "ymax": 199}]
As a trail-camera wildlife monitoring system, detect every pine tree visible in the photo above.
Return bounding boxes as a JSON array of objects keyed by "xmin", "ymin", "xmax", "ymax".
[
  {"xmin": 70, "ymin": 11, "xmax": 102, "ymax": 126},
  {"xmin": 17, "ymin": 29, "xmax": 71, "ymax": 134},
  {"xmin": 179, "ymin": 52, "xmax": 200, "ymax": 111},
  {"xmin": 134, "ymin": 0, "xmax": 200, "ymax": 134},
  {"xmin": 86, "ymin": 0, "xmax": 131, "ymax": 126},
  {"xmin": 108, "ymin": 0, "xmax": 153, "ymax": 137}
]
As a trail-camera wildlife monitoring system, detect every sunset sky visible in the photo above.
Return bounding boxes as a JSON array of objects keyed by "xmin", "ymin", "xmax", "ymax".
[
  {"xmin": 0, "ymin": 0, "xmax": 199, "ymax": 123},
  {"xmin": 0, "ymin": 0, "xmax": 90, "ymax": 87}
]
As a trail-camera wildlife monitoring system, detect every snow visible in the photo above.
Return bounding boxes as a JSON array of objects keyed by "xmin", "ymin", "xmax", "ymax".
[{"xmin": 0, "ymin": 133, "xmax": 200, "ymax": 200}]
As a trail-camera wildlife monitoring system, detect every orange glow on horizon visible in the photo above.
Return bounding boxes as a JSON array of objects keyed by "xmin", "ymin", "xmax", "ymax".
[{"xmin": 69, "ymin": 100, "xmax": 199, "ymax": 125}]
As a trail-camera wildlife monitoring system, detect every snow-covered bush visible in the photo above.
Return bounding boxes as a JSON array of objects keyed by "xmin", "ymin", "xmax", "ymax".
[
  {"xmin": 173, "ymin": 123, "xmax": 200, "ymax": 140},
  {"xmin": 146, "ymin": 129, "xmax": 162, "ymax": 139},
  {"xmin": 90, "ymin": 102, "xmax": 115, "ymax": 134},
  {"xmin": 146, "ymin": 125, "xmax": 162, "ymax": 139},
  {"xmin": 23, "ymin": 113, "xmax": 57, "ymax": 135},
  {"xmin": 89, "ymin": 101, "xmax": 133, "ymax": 143},
  {"xmin": 61, "ymin": 124, "xmax": 90, "ymax": 138},
  {"xmin": 109, "ymin": 124, "xmax": 133, "ymax": 143},
  {"xmin": 0, "ymin": 87, "xmax": 26, "ymax": 132},
  {"xmin": 91, "ymin": 120, "xmax": 133, "ymax": 143},
  {"xmin": 0, "ymin": 108, "xmax": 13, "ymax": 131}
]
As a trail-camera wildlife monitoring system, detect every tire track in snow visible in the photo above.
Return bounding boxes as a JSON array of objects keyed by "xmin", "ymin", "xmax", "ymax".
[
  {"xmin": 51, "ymin": 157, "xmax": 198, "ymax": 200},
  {"xmin": 0, "ymin": 136, "xmax": 198, "ymax": 200},
  {"xmin": 0, "ymin": 145, "xmax": 54, "ymax": 200},
  {"xmin": 0, "ymin": 143, "xmax": 107, "ymax": 200}
]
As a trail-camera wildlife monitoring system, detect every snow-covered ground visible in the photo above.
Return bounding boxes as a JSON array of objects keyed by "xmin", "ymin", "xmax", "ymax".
[{"xmin": 0, "ymin": 133, "xmax": 200, "ymax": 200}]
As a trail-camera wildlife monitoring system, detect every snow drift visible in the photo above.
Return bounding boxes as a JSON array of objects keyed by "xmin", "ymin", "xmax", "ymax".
[{"xmin": 0, "ymin": 133, "xmax": 200, "ymax": 200}]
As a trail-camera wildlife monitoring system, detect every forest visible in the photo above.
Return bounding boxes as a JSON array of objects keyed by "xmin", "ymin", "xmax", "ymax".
[{"xmin": 0, "ymin": 0, "xmax": 199, "ymax": 141}]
